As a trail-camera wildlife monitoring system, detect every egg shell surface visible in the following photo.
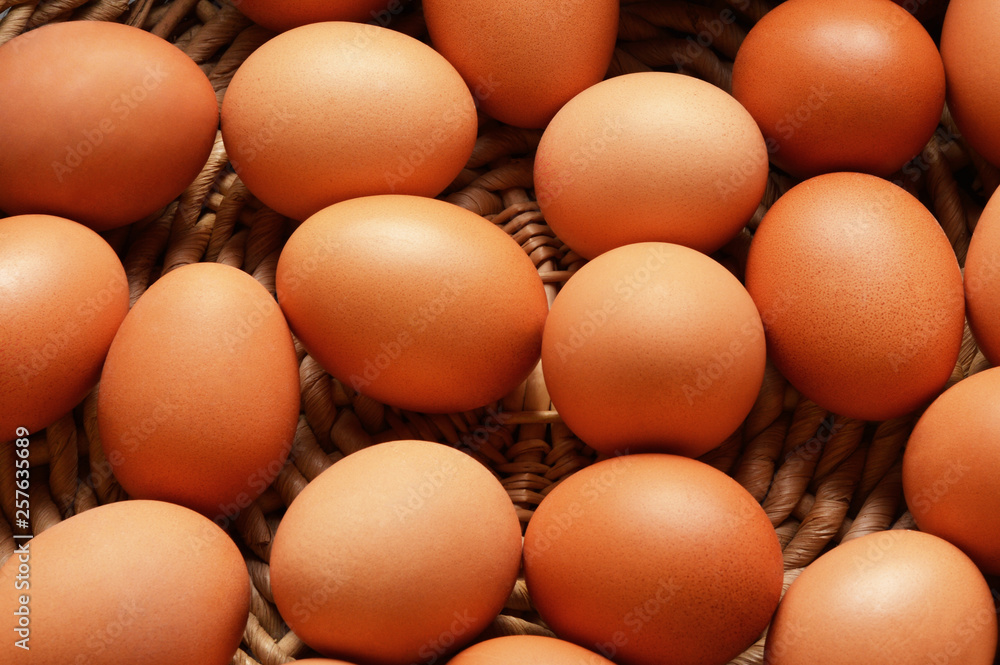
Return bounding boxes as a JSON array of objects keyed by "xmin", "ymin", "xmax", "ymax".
[
  {"xmin": 0, "ymin": 22, "xmax": 218, "ymax": 230},
  {"xmin": 270, "ymin": 440, "xmax": 522, "ymax": 665},
  {"xmin": 0, "ymin": 500, "xmax": 250, "ymax": 665},
  {"xmin": 0, "ymin": 214, "xmax": 128, "ymax": 438},
  {"xmin": 98, "ymin": 262, "xmax": 300, "ymax": 517}
]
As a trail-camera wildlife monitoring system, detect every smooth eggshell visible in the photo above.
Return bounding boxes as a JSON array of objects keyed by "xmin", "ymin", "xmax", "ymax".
[
  {"xmin": 523, "ymin": 454, "xmax": 784, "ymax": 665},
  {"xmin": 0, "ymin": 500, "xmax": 250, "ymax": 665},
  {"xmin": 941, "ymin": 0, "xmax": 1000, "ymax": 167},
  {"xmin": 98, "ymin": 262, "xmax": 300, "ymax": 517},
  {"xmin": 0, "ymin": 214, "xmax": 128, "ymax": 439},
  {"xmin": 965, "ymin": 186, "xmax": 1000, "ymax": 363},
  {"xmin": 745, "ymin": 172, "xmax": 964, "ymax": 421},
  {"xmin": 732, "ymin": 0, "xmax": 945, "ymax": 178},
  {"xmin": 276, "ymin": 194, "xmax": 548, "ymax": 413},
  {"xmin": 535, "ymin": 72, "xmax": 767, "ymax": 259},
  {"xmin": 541, "ymin": 242, "xmax": 765, "ymax": 457},
  {"xmin": 0, "ymin": 22, "xmax": 218, "ymax": 230},
  {"xmin": 270, "ymin": 440, "xmax": 522, "ymax": 665},
  {"xmin": 234, "ymin": 0, "xmax": 393, "ymax": 31},
  {"xmin": 449, "ymin": 635, "xmax": 615, "ymax": 664},
  {"xmin": 221, "ymin": 22, "xmax": 476, "ymax": 221},
  {"xmin": 765, "ymin": 530, "xmax": 997, "ymax": 665},
  {"xmin": 423, "ymin": 0, "xmax": 618, "ymax": 128},
  {"xmin": 903, "ymin": 367, "xmax": 1000, "ymax": 575}
]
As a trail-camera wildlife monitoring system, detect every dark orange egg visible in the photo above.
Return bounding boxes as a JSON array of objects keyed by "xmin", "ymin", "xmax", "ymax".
[
  {"xmin": 732, "ymin": 0, "xmax": 945, "ymax": 178},
  {"xmin": 524, "ymin": 454, "xmax": 783, "ymax": 665},
  {"xmin": 745, "ymin": 173, "xmax": 964, "ymax": 421}
]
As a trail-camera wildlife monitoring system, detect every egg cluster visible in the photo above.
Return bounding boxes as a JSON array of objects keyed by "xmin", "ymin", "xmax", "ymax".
[{"xmin": 1, "ymin": 1, "xmax": 999, "ymax": 665}]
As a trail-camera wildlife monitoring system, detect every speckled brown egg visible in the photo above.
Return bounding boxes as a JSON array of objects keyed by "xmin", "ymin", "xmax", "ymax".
[
  {"xmin": 0, "ymin": 214, "xmax": 128, "ymax": 439},
  {"xmin": 534, "ymin": 72, "xmax": 768, "ymax": 259},
  {"xmin": 449, "ymin": 635, "xmax": 615, "ymax": 664},
  {"xmin": 0, "ymin": 22, "xmax": 218, "ymax": 230},
  {"xmin": 0, "ymin": 500, "xmax": 250, "ymax": 665},
  {"xmin": 732, "ymin": 0, "xmax": 945, "ymax": 178},
  {"xmin": 541, "ymin": 242, "xmax": 765, "ymax": 458},
  {"xmin": 275, "ymin": 195, "xmax": 548, "ymax": 413},
  {"xmin": 765, "ymin": 530, "xmax": 997, "ymax": 665},
  {"xmin": 942, "ymin": 0, "xmax": 1000, "ymax": 167},
  {"xmin": 270, "ymin": 440, "xmax": 522, "ymax": 665},
  {"xmin": 221, "ymin": 22, "xmax": 477, "ymax": 221},
  {"xmin": 234, "ymin": 0, "xmax": 394, "ymax": 31},
  {"xmin": 98, "ymin": 262, "xmax": 300, "ymax": 517},
  {"xmin": 745, "ymin": 172, "xmax": 964, "ymax": 421},
  {"xmin": 523, "ymin": 454, "xmax": 783, "ymax": 665},
  {"xmin": 903, "ymin": 367, "xmax": 1000, "ymax": 575},
  {"xmin": 423, "ymin": 0, "xmax": 618, "ymax": 128},
  {"xmin": 965, "ymin": 187, "xmax": 1000, "ymax": 363}
]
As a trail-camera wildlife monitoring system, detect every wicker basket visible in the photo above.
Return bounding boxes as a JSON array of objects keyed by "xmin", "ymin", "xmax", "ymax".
[{"xmin": 1, "ymin": 0, "xmax": 997, "ymax": 664}]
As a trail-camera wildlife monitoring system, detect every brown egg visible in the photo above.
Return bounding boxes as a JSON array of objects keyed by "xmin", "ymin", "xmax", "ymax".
[
  {"xmin": 98, "ymin": 262, "xmax": 300, "ymax": 517},
  {"xmin": 423, "ymin": 0, "xmax": 617, "ymax": 128},
  {"xmin": 903, "ymin": 368, "xmax": 1000, "ymax": 575},
  {"xmin": 270, "ymin": 440, "xmax": 522, "ymax": 665},
  {"xmin": 765, "ymin": 530, "xmax": 997, "ymax": 665},
  {"xmin": 942, "ymin": 0, "xmax": 1000, "ymax": 167},
  {"xmin": 523, "ymin": 454, "xmax": 783, "ymax": 665},
  {"xmin": 276, "ymin": 195, "xmax": 548, "ymax": 413},
  {"xmin": 965, "ymin": 187, "xmax": 1000, "ymax": 363},
  {"xmin": 449, "ymin": 635, "xmax": 615, "ymax": 665},
  {"xmin": 221, "ymin": 22, "xmax": 476, "ymax": 221},
  {"xmin": 745, "ymin": 172, "xmax": 964, "ymax": 421},
  {"xmin": 0, "ymin": 500, "xmax": 250, "ymax": 665},
  {"xmin": 0, "ymin": 214, "xmax": 128, "ymax": 438},
  {"xmin": 541, "ymin": 242, "xmax": 765, "ymax": 457},
  {"xmin": 534, "ymin": 72, "xmax": 767, "ymax": 260},
  {"xmin": 732, "ymin": 0, "xmax": 945, "ymax": 178},
  {"xmin": 0, "ymin": 22, "xmax": 218, "ymax": 230},
  {"xmin": 234, "ymin": 0, "xmax": 394, "ymax": 31}
]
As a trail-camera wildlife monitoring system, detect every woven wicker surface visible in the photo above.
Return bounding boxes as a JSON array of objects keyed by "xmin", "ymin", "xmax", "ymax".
[{"xmin": 1, "ymin": 1, "xmax": 998, "ymax": 664}]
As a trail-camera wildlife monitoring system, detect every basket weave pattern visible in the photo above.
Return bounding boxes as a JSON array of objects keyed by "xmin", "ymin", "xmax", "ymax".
[{"xmin": 1, "ymin": 1, "xmax": 997, "ymax": 664}]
